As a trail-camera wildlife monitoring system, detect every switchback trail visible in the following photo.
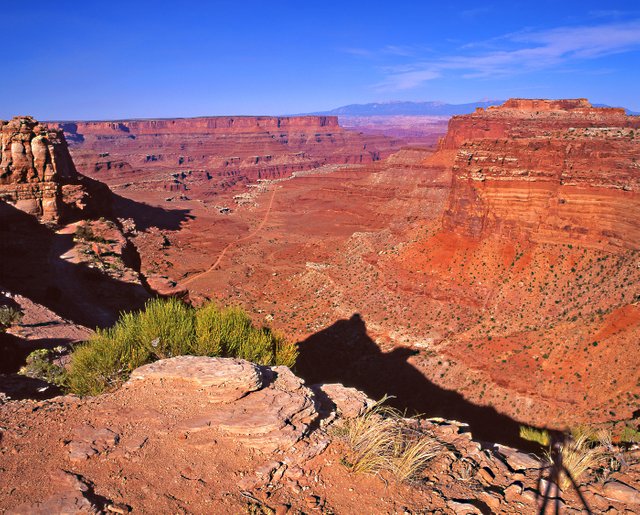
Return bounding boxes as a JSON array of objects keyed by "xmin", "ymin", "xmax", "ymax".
[{"xmin": 182, "ymin": 186, "xmax": 278, "ymax": 287}]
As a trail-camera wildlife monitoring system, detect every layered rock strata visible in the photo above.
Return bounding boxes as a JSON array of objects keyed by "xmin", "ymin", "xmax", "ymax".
[
  {"xmin": 441, "ymin": 99, "xmax": 640, "ymax": 250},
  {"xmin": 0, "ymin": 116, "xmax": 96, "ymax": 223},
  {"xmin": 51, "ymin": 115, "xmax": 403, "ymax": 194}
]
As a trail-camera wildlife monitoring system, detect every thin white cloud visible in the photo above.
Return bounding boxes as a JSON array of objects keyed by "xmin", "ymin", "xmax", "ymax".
[
  {"xmin": 340, "ymin": 47, "xmax": 374, "ymax": 58},
  {"xmin": 374, "ymin": 20, "xmax": 640, "ymax": 91},
  {"xmin": 377, "ymin": 69, "xmax": 441, "ymax": 90},
  {"xmin": 588, "ymin": 10, "xmax": 640, "ymax": 19},
  {"xmin": 460, "ymin": 6, "xmax": 492, "ymax": 18},
  {"xmin": 339, "ymin": 45, "xmax": 428, "ymax": 59},
  {"xmin": 382, "ymin": 45, "xmax": 416, "ymax": 57}
]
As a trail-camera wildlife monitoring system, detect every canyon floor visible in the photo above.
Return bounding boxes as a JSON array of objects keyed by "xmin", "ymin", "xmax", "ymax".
[
  {"xmin": 1, "ymin": 101, "xmax": 639, "ymax": 513},
  {"xmin": 102, "ymin": 149, "xmax": 639, "ymax": 441}
]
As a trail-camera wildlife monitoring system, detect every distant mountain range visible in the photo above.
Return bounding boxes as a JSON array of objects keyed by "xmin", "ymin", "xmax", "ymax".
[
  {"xmin": 310, "ymin": 100, "xmax": 639, "ymax": 117},
  {"xmin": 311, "ymin": 100, "xmax": 504, "ymax": 117},
  {"xmin": 593, "ymin": 104, "xmax": 639, "ymax": 116}
]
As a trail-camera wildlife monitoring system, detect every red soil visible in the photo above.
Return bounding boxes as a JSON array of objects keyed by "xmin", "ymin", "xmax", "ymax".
[{"xmin": 54, "ymin": 102, "xmax": 640, "ymax": 434}]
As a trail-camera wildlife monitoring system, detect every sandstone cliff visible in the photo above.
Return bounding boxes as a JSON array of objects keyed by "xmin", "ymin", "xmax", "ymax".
[
  {"xmin": 378, "ymin": 100, "xmax": 640, "ymax": 429},
  {"xmin": 50, "ymin": 115, "xmax": 402, "ymax": 194},
  {"xmin": 0, "ymin": 117, "xmax": 82, "ymax": 222},
  {"xmin": 440, "ymin": 99, "xmax": 640, "ymax": 250},
  {"xmin": 58, "ymin": 115, "xmax": 339, "ymax": 136}
]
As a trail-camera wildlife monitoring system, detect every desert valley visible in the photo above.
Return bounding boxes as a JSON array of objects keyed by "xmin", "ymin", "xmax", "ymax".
[
  {"xmin": 2, "ymin": 2, "xmax": 640, "ymax": 513},
  {"xmin": 1, "ymin": 98, "xmax": 639, "ymax": 513}
]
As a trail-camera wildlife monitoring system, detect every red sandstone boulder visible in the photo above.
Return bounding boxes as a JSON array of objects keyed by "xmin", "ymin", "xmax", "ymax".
[{"xmin": 125, "ymin": 357, "xmax": 321, "ymax": 453}]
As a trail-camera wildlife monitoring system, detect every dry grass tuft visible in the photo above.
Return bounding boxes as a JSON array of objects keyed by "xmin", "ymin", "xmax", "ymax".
[
  {"xmin": 390, "ymin": 428, "xmax": 443, "ymax": 482},
  {"xmin": 339, "ymin": 397, "xmax": 443, "ymax": 481},
  {"xmin": 546, "ymin": 429, "xmax": 606, "ymax": 490}
]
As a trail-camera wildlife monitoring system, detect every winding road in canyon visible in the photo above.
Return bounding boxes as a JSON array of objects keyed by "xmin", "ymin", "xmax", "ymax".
[{"xmin": 182, "ymin": 186, "xmax": 278, "ymax": 287}]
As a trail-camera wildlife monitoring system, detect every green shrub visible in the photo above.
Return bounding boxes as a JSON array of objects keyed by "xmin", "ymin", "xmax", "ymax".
[
  {"xmin": 195, "ymin": 304, "xmax": 297, "ymax": 367},
  {"xmin": 621, "ymin": 425, "xmax": 640, "ymax": 444},
  {"xmin": 194, "ymin": 302, "xmax": 225, "ymax": 356},
  {"xmin": 74, "ymin": 222, "xmax": 106, "ymax": 243},
  {"xmin": 137, "ymin": 297, "xmax": 195, "ymax": 359},
  {"xmin": 520, "ymin": 425, "xmax": 551, "ymax": 447},
  {"xmin": 0, "ymin": 305, "xmax": 22, "ymax": 330},
  {"xmin": 67, "ymin": 314, "xmax": 152, "ymax": 396},
  {"xmin": 273, "ymin": 330, "xmax": 297, "ymax": 369},
  {"xmin": 19, "ymin": 348, "xmax": 67, "ymax": 387},
  {"xmin": 66, "ymin": 298, "xmax": 298, "ymax": 395}
]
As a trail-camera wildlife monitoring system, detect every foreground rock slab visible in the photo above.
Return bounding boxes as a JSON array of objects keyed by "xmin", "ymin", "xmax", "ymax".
[
  {"xmin": 129, "ymin": 355, "xmax": 263, "ymax": 402},
  {"xmin": 2, "ymin": 356, "xmax": 640, "ymax": 514}
]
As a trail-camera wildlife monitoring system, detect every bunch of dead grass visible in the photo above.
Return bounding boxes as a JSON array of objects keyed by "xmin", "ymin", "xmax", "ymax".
[{"xmin": 339, "ymin": 397, "xmax": 443, "ymax": 482}]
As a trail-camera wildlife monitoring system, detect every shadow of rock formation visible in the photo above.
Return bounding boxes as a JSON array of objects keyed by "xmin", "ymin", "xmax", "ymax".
[
  {"xmin": 108, "ymin": 187, "xmax": 194, "ymax": 232},
  {"xmin": 70, "ymin": 173, "xmax": 193, "ymax": 232},
  {"xmin": 296, "ymin": 313, "xmax": 535, "ymax": 449},
  {"xmin": 0, "ymin": 332, "xmax": 75, "ymax": 374},
  {"xmin": 0, "ymin": 201, "xmax": 153, "ymax": 329}
]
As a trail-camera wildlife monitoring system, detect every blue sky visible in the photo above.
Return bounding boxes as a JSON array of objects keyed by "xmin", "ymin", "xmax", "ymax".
[{"xmin": 3, "ymin": 1, "xmax": 640, "ymax": 119}]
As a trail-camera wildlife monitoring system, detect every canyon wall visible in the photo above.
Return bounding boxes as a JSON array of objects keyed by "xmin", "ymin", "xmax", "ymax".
[
  {"xmin": 57, "ymin": 115, "xmax": 339, "ymax": 136},
  {"xmin": 383, "ymin": 99, "xmax": 640, "ymax": 428},
  {"xmin": 51, "ymin": 115, "xmax": 402, "ymax": 193},
  {"xmin": 440, "ymin": 99, "xmax": 640, "ymax": 250},
  {"xmin": 439, "ymin": 98, "xmax": 636, "ymax": 150}
]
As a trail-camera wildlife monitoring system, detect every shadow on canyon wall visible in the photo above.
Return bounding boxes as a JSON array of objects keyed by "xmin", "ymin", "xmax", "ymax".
[
  {"xmin": 80, "ymin": 174, "xmax": 194, "ymax": 232},
  {"xmin": 296, "ymin": 313, "xmax": 537, "ymax": 450},
  {"xmin": 0, "ymin": 197, "xmax": 189, "ymax": 330},
  {"xmin": 0, "ymin": 332, "xmax": 73, "ymax": 375},
  {"xmin": 109, "ymin": 190, "xmax": 195, "ymax": 232}
]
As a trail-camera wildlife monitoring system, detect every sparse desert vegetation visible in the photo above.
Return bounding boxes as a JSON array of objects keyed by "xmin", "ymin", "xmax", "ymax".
[
  {"xmin": 335, "ymin": 397, "xmax": 443, "ymax": 481},
  {"xmin": 66, "ymin": 297, "xmax": 297, "ymax": 395},
  {"xmin": 0, "ymin": 305, "xmax": 22, "ymax": 330},
  {"xmin": 18, "ymin": 347, "xmax": 67, "ymax": 387},
  {"xmin": 519, "ymin": 425, "xmax": 551, "ymax": 447}
]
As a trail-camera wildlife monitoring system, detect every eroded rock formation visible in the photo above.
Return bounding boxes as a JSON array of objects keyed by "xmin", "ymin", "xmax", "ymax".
[
  {"xmin": 0, "ymin": 117, "xmax": 150, "ymax": 329},
  {"xmin": 0, "ymin": 116, "xmax": 90, "ymax": 223},
  {"xmin": 441, "ymin": 99, "xmax": 640, "ymax": 250},
  {"xmin": 52, "ymin": 115, "xmax": 403, "ymax": 195}
]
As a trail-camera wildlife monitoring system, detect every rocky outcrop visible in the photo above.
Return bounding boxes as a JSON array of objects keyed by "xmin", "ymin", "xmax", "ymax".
[
  {"xmin": 7, "ymin": 470, "xmax": 116, "ymax": 515},
  {"xmin": 0, "ymin": 116, "xmax": 107, "ymax": 223},
  {"xmin": 2, "ymin": 356, "xmax": 640, "ymax": 513},
  {"xmin": 439, "ymin": 98, "xmax": 638, "ymax": 150},
  {"xmin": 126, "ymin": 357, "xmax": 320, "ymax": 453},
  {"xmin": 441, "ymin": 99, "xmax": 640, "ymax": 250},
  {"xmin": 129, "ymin": 356, "xmax": 263, "ymax": 403},
  {"xmin": 0, "ymin": 117, "xmax": 77, "ymax": 222},
  {"xmin": 0, "ymin": 117, "xmax": 151, "ymax": 331}
]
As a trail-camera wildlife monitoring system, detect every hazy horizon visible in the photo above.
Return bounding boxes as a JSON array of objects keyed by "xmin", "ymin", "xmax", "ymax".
[{"xmin": 3, "ymin": 0, "xmax": 640, "ymax": 119}]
